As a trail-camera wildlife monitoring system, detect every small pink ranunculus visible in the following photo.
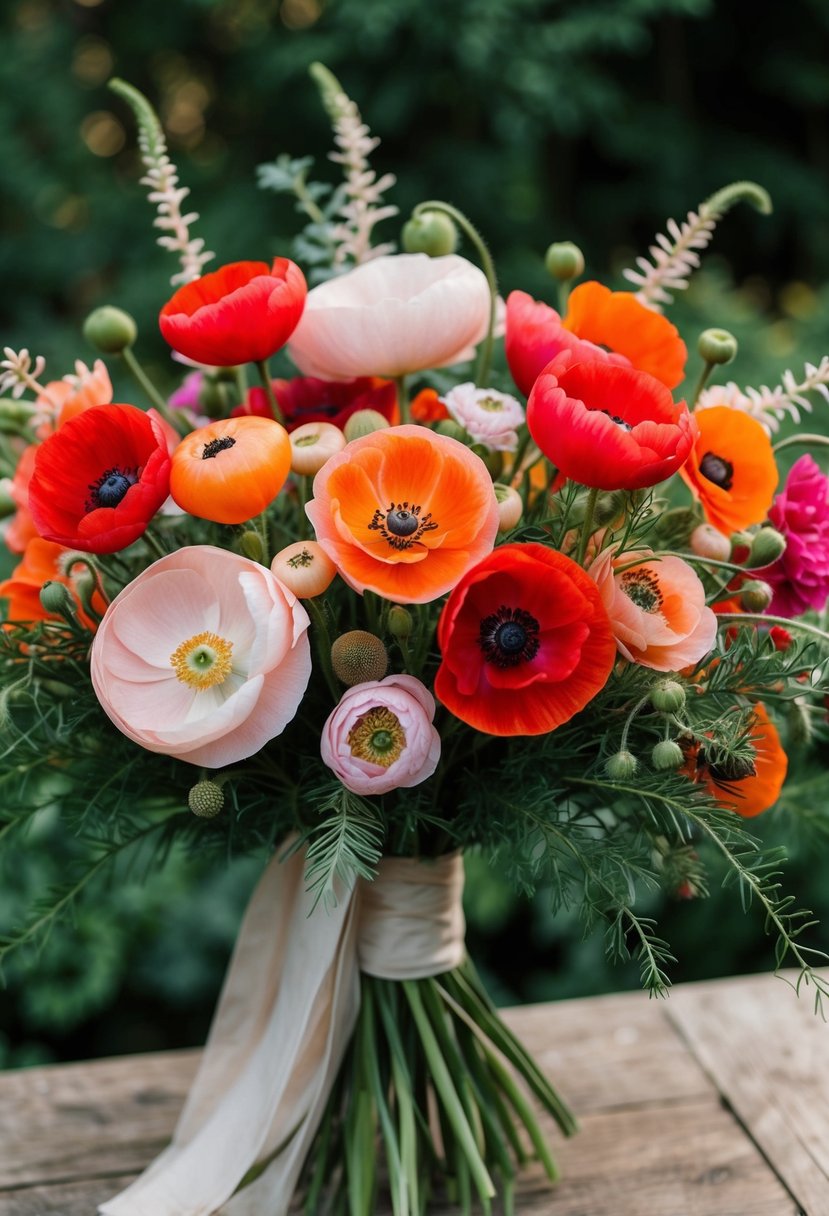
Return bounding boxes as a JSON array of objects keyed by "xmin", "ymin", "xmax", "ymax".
[
  {"xmin": 441, "ymin": 382, "xmax": 525, "ymax": 452},
  {"xmin": 588, "ymin": 546, "xmax": 717, "ymax": 672},
  {"xmin": 765, "ymin": 455, "xmax": 829, "ymax": 618},
  {"xmin": 90, "ymin": 545, "xmax": 311, "ymax": 768},
  {"xmin": 321, "ymin": 674, "xmax": 441, "ymax": 795}
]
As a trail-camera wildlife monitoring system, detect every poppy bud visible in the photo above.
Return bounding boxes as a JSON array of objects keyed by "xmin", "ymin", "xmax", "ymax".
[
  {"xmin": 73, "ymin": 568, "xmax": 103, "ymax": 622},
  {"xmin": 331, "ymin": 630, "xmax": 389, "ymax": 686},
  {"xmin": 697, "ymin": 328, "xmax": 738, "ymax": 366},
  {"xmin": 188, "ymin": 779, "xmax": 225, "ymax": 818},
  {"xmin": 343, "ymin": 409, "xmax": 390, "ymax": 442},
  {"xmin": 271, "ymin": 540, "xmax": 337, "ymax": 598},
  {"xmin": 401, "ymin": 210, "xmax": 459, "ymax": 257},
  {"xmin": 605, "ymin": 750, "xmax": 638, "ymax": 780},
  {"xmin": 434, "ymin": 419, "xmax": 469, "ymax": 443},
  {"xmin": 240, "ymin": 530, "xmax": 265, "ymax": 563},
  {"xmin": 494, "ymin": 483, "xmax": 523, "ymax": 531},
  {"xmin": 690, "ymin": 523, "xmax": 731, "ymax": 562},
  {"xmin": 787, "ymin": 697, "xmax": 813, "ymax": 747},
  {"xmin": 544, "ymin": 241, "xmax": 585, "ymax": 281},
  {"xmin": 387, "ymin": 605, "xmax": 413, "ymax": 640},
  {"xmin": 650, "ymin": 679, "xmax": 686, "ymax": 713},
  {"xmin": 290, "ymin": 421, "xmax": 346, "ymax": 476},
  {"xmin": 83, "ymin": 306, "xmax": 138, "ymax": 355},
  {"xmin": 652, "ymin": 740, "xmax": 684, "ymax": 771},
  {"xmin": 740, "ymin": 579, "xmax": 774, "ymax": 612},
  {"xmin": 747, "ymin": 526, "xmax": 786, "ymax": 568},
  {"xmin": 39, "ymin": 580, "xmax": 76, "ymax": 620}
]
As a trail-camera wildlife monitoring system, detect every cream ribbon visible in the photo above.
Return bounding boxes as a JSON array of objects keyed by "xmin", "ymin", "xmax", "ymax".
[{"xmin": 99, "ymin": 847, "xmax": 465, "ymax": 1216}]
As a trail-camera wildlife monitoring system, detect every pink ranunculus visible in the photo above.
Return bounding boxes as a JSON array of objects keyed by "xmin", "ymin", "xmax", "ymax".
[
  {"xmin": 765, "ymin": 455, "xmax": 829, "ymax": 617},
  {"xmin": 321, "ymin": 674, "xmax": 441, "ymax": 795},
  {"xmin": 440, "ymin": 382, "xmax": 525, "ymax": 452},
  {"xmin": 588, "ymin": 546, "xmax": 717, "ymax": 672},
  {"xmin": 90, "ymin": 546, "xmax": 311, "ymax": 768},
  {"xmin": 287, "ymin": 254, "xmax": 490, "ymax": 380}
]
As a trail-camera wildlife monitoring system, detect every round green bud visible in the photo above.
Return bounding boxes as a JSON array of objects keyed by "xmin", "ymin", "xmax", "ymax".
[
  {"xmin": 605, "ymin": 750, "xmax": 638, "ymax": 780},
  {"xmin": 434, "ymin": 419, "xmax": 468, "ymax": 443},
  {"xmin": 469, "ymin": 443, "xmax": 503, "ymax": 479},
  {"xmin": 387, "ymin": 605, "xmax": 413, "ymax": 640},
  {"xmin": 740, "ymin": 579, "xmax": 774, "ymax": 612},
  {"xmin": 73, "ymin": 569, "xmax": 99, "ymax": 620},
  {"xmin": 401, "ymin": 210, "xmax": 459, "ymax": 258},
  {"xmin": 240, "ymin": 530, "xmax": 265, "ymax": 563},
  {"xmin": 697, "ymin": 328, "xmax": 738, "ymax": 366},
  {"xmin": 730, "ymin": 530, "xmax": 753, "ymax": 558},
  {"xmin": 594, "ymin": 490, "xmax": 628, "ymax": 527},
  {"xmin": 343, "ymin": 409, "xmax": 390, "ymax": 442},
  {"xmin": 83, "ymin": 306, "xmax": 137, "ymax": 355},
  {"xmin": 331, "ymin": 630, "xmax": 389, "ymax": 686},
  {"xmin": 747, "ymin": 526, "xmax": 786, "ymax": 568},
  {"xmin": 39, "ymin": 580, "xmax": 76, "ymax": 619},
  {"xmin": 544, "ymin": 241, "xmax": 585, "ymax": 282},
  {"xmin": 650, "ymin": 680, "xmax": 686, "ymax": 714},
  {"xmin": 651, "ymin": 740, "xmax": 685, "ymax": 771},
  {"xmin": 188, "ymin": 779, "xmax": 225, "ymax": 818}
]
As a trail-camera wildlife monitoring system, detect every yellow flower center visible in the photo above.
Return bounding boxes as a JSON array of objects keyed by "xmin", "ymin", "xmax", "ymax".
[
  {"xmin": 348, "ymin": 706, "xmax": 406, "ymax": 768},
  {"xmin": 169, "ymin": 631, "xmax": 234, "ymax": 689}
]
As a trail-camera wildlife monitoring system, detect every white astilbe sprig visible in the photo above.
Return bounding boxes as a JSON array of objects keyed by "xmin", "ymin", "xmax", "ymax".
[
  {"xmin": 110, "ymin": 78, "xmax": 214, "ymax": 287},
  {"xmin": 623, "ymin": 181, "xmax": 773, "ymax": 313},
  {"xmin": 698, "ymin": 357, "xmax": 829, "ymax": 434},
  {"xmin": 0, "ymin": 347, "xmax": 47, "ymax": 400},
  {"xmin": 311, "ymin": 63, "xmax": 398, "ymax": 268}
]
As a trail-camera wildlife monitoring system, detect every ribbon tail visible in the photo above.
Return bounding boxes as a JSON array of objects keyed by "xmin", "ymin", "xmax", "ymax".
[{"xmin": 99, "ymin": 846, "xmax": 361, "ymax": 1216}]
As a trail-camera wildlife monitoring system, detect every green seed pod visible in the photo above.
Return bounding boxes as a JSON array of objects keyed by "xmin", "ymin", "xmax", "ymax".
[
  {"xmin": 387, "ymin": 605, "xmax": 413, "ymax": 640},
  {"xmin": 651, "ymin": 740, "xmax": 685, "ymax": 771},
  {"xmin": 747, "ymin": 526, "xmax": 786, "ymax": 568},
  {"xmin": 401, "ymin": 210, "xmax": 459, "ymax": 257},
  {"xmin": 343, "ymin": 409, "xmax": 390, "ymax": 442},
  {"xmin": 650, "ymin": 680, "xmax": 687, "ymax": 714},
  {"xmin": 605, "ymin": 750, "xmax": 638, "ymax": 780},
  {"xmin": 740, "ymin": 579, "xmax": 774, "ymax": 612},
  {"xmin": 434, "ymin": 419, "xmax": 469, "ymax": 443},
  {"xmin": 331, "ymin": 630, "xmax": 389, "ymax": 686},
  {"xmin": 697, "ymin": 328, "xmax": 738, "ymax": 366},
  {"xmin": 188, "ymin": 779, "xmax": 225, "ymax": 818},
  {"xmin": 240, "ymin": 530, "xmax": 265, "ymax": 563},
  {"xmin": 39, "ymin": 580, "xmax": 76, "ymax": 620},
  {"xmin": 544, "ymin": 241, "xmax": 585, "ymax": 281},
  {"xmin": 83, "ymin": 306, "xmax": 137, "ymax": 355}
]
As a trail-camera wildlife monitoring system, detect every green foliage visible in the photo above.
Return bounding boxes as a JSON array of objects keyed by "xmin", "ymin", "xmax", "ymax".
[{"xmin": 300, "ymin": 785, "xmax": 385, "ymax": 911}]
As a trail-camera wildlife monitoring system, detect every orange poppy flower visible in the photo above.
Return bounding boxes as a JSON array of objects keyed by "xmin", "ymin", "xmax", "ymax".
[
  {"xmin": 409, "ymin": 388, "xmax": 450, "ymax": 423},
  {"xmin": 563, "ymin": 281, "xmax": 687, "ymax": 390},
  {"xmin": 170, "ymin": 416, "xmax": 291, "ymax": 525},
  {"xmin": 679, "ymin": 406, "xmax": 779, "ymax": 536},
  {"xmin": 306, "ymin": 425, "xmax": 499, "ymax": 604},
  {"xmin": 0, "ymin": 537, "xmax": 105, "ymax": 630},
  {"xmin": 684, "ymin": 703, "xmax": 787, "ymax": 818}
]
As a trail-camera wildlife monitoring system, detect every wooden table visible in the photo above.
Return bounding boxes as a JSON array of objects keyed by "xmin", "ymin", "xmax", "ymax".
[{"xmin": 0, "ymin": 971, "xmax": 826, "ymax": 1214}]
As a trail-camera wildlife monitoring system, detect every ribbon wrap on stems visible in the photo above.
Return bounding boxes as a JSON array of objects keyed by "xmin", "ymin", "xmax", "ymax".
[{"xmin": 99, "ymin": 847, "xmax": 466, "ymax": 1216}]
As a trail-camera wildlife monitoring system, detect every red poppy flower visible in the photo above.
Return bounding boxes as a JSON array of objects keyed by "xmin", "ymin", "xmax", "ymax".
[
  {"xmin": 27, "ymin": 404, "xmax": 172, "ymax": 554},
  {"xmin": 527, "ymin": 357, "xmax": 697, "ymax": 491},
  {"xmin": 159, "ymin": 259, "xmax": 307, "ymax": 367},
  {"xmin": 505, "ymin": 290, "xmax": 628, "ymax": 398},
  {"xmin": 435, "ymin": 543, "xmax": 616, "ymax": 735},
  {"xmin": 234, "ymin": 374, "xmax": 398, "ymax": 431}
]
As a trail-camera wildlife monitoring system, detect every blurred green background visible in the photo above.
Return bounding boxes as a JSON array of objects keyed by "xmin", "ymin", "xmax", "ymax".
[{"xmin": 2, "ymin": 0, "xmax": 829, "ymax": 1066}]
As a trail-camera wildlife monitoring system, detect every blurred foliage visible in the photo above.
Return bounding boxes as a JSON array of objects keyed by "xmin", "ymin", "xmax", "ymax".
[{"xmin": 2, "ymin": 0, "xmax": 829, "ymax": 1060}]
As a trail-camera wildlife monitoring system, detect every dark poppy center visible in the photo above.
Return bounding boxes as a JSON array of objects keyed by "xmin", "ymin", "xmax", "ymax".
[
  {"xmin": 368, "ymin": 500, "xmax": 439, "ymax": 551},
  {"xmin": 620, "ymin": 569, "xmax": 663, "ymax": 614},
  {"xmin": 600, "ymin": 409, "xmax": 632, "ymax": 432},
  {"xmin": 699, "ymin": 451, "xmax": 734, "ymax": 491},
  {"xmin": 699, "ymin": 747, "xmax": 757, "ymax": 784},
  {"xmin": 202, "ymin": 436, "xmax": 236, "ymax": 460},
  {"xmin": 479, "ymin": 606, "xmax": 540, "ymax": 668},
  {"xmin": 87, "ymin": 467, "xmax": 138, "ymax": 511},
  {"xmin": 386, "ymin": 507, "xmax": 419, "ymax": 537}
]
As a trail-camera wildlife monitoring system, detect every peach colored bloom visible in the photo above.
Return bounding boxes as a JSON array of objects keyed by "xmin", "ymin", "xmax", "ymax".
[
  {"xmin": 306, "ymin": 425, "xmax": 499, "ymax": 604},
  {"xmin": 589, "ymin": 547, "xmax": 717, "ymax": 672},
  {"xmin": 321, "ymin": 674, "xmax": 440, "ymax": 795},
  {"xmin": 287, "ymin": 254, "xmax": 490, "ymax": 380},
  {"xmin": 4, "ymin": 444, "xmax": 38, "ymax": 553},
  {"xmin": 90, "ymin": 546, "xmax": 311, "ymax": 768},
  {"xmin": 0, "ymin": 537, "xmax": 105, "ymax": 630},
  {"xmin": 35, "ymin": 359, "xmax": 113, "ymax": 436}
]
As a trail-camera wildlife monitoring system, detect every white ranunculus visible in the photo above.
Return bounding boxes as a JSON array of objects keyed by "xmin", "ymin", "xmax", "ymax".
[{"xmin": 441, "ymin": 382, "xmax": 525, "ymax": 451}]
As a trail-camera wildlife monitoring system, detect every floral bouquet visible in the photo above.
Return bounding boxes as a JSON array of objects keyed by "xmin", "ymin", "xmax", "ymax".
[{"xmin": 2, "ymin": 66, "xmax": 829, "ymax": 1216}]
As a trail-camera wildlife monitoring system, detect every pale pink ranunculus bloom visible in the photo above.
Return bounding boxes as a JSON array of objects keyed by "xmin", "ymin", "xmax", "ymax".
[
  {"xmin": 321, "ymin": 674, "xmax": 441, "ymax": 795},
  {"xmin": 90, "ymin": 545, "xmax": 311, "ymax": 768},
  {"xmin": 441, "ymin": 382, "xmax": 525, "ymax": 452},
  {"xmin": 588, "ymin": 546, "xmax": 717, "ymax": 672},
  {"xmin": 287, "ymin": 254, "xmax": 490, "ymax": 380}
]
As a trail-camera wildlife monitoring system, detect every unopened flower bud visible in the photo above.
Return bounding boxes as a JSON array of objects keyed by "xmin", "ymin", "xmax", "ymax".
[
  {"xmin": 271, "ymin": 540, "xmax": 337, "ymax": 598},
  {"xmin": 434, "ymin": 419, "xmax": 469, "ymax": 443},
  {"xmin": 747, "ymin": 526, "xmax": 786, "ymax": 568},
  {"xmin": 239, "ymin": 530, "xmax": 265, "ymax": 563},
  {"xmin": 343, "ymin": 409, "xmax": 390, "ymax": 442},
  {"xmin": 690, "ymin": 523, "xmax": 731, "ymax": 562},
  {"xmin": 387, "ymin": 604, "xmax": 413, "ymax": 640},
  {"xmin": 697, "ymin": 328, "xmax": 738, "ymax": 366},
  {"xmin": 652, "ymin": 739, "xmax": 685, "ymax": 771},
  {"xmin": 83, "ymin": 306, "xmax": 137, "ymax": 355},
  {"xmin": 290, "ymin": 421, "xmax": 346, "ymax": 476},
  {"xmin": 469, "ymin": 443, "xmax": 503, "ymax": 479},
  {"xmin": 401, "ymin": 210, "xmax": 459, "ymax": 258},
  {"xmin": 39, "ymin": 580, "xmax": 76, "ymax": 620},
  {"xmin": 198, "ymin": 376, "xmax": 236, "ymax": 418},
  {"xmin": 331, "ymin": 630, "xmax": 389, "ymax": 686},
  {"xmin": 650, "ymin": 680, "xmax": 686, "ymax": 713},
  {"xmin": 73, "ymin": 569, "xmax": 101, "ymax": 621},
  {"xmin": 494, "ymin": 483, "xmax": 523, "ymax": 532},
  {"xmin": 787, "ymin": 697, "xmax": 813, "ymax": 747},
  {"xmin": 545, "ymin": 241, "xmax": 585, "ymax": 281},
  {"xmin": 188, "ymin": 779, "xmax": 225, "ymax": 818},
  {"xmin": 594, "ymin": 491, "xmax": 627, "ymax": 527},
  {"xmin": 605, "ymin": 750, "xmax": 638, "ymax": 780},
  {"xmin": 740, "ymin": 579, "xmax": 773, "ymax": 612}
]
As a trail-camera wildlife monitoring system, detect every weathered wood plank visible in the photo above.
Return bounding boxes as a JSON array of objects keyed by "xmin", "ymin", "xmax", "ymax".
[{"xmin": 667, "ymin": 972, "xmax": 829, "ymax": 1216}]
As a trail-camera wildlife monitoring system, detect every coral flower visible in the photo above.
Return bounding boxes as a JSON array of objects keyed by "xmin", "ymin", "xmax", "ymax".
[
  {"xmin": 4, "ymin": 444, "xmax": 38, "ymax": 553},
  {"xmin": 287, "ymin": 254, "xmax": 490, "ymax": 380},
  {"xmin": 321, "ymin": 674, "xmax": 441, "ymax": 795},
  {"xmin": 236, "ymin": 375, "xmax": 399, "ymax": 432},
  {"xmin": 679, "ymin": 406, "xmax": 778, "ymax": 535},
  {"xmin": 527, "ymin": 357, "xmax": 697, "ymax": 490},
  {"xmin": 0, "ymin": 537, "xmax": 105, "ymax": 629},
  {"xmin": 27, "ymin": 404, "xmax": 172, "ymax": 554},
  {"xmin": 764, "ymin": 455, "xmax": 829, "ymax": 617},
  {"xmin": 562, "ymin": 281, "xmax": 687, "ymax": 390},
  {"xmin": 306, "ymin": 425, "xmax": 499, "ymax": 604},
  {"xmin": 170, "ymin": 416, "xmax": 291, "ymax": 525},
  {"xmin": 435, "ymin": 543, "xmax": 616, "ymax": 735},
  {"xmin": 684, "ymin": 704, "xmax": 787, "ymax": 818},
  {"xmin": 90, "ymin": 546, "xmax": 311, "ymax": 768},
  {"xmin": 159, "ymin": 258, "xmax": 307, "ymax": 367},
  {"xmin": 588, "ymin": 547, "xmax": 717, "ymax": 671},
  {"xmin": 505, "ymin": 290, "xmax": 629, "ymax": 397},
  {"xmin": 35, "ymin": 358, "xmax": 113, "ymax": 436}
]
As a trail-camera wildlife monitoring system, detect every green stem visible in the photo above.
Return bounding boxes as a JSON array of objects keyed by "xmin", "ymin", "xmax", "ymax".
[
  {"xmin": 773, "ymin": 433, "xmax": 829, "ymax": 455},
  {"xmin": 412, "ymin": 201, "xmax": 498, "ymax": 385},
  {"xmin": 234, "ymin": 364, "xmax": 248, "ymax": 409},
  {"xmin": 121, "ymin": 347, "xmax": 186, "ymax": 435},
  {"xmin": 256, "ymin": 359, "xmax": 285, "ymax": 425},
  {"xmin": 394, "ymin": 374, "xmax": 409, "ymax": 425},
  {"xmin": 716, "ymin": 612, "xmax": 829, "ymax": 645},
  {"xmin": 256, "ymin": 510, "xmax": 271, "ymax": 566},
  {"xmin": 692, "ymin": 359, "xmax": 715, "ymax": 406},
  {"xmin": 143, "ymin": 525, "xmax": 168, "ymax": 561},
  {"xmin": 575, "ymin": 486, "xmax": 600, "ymax": 567},
  {"xmin": 304, "ymin": 596, "xmax": 340, "ymax": 701}
]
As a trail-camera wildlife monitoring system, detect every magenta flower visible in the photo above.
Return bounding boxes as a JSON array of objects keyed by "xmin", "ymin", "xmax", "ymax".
[
  {"xmin": 765, "ymin": 455, "xmax": 829, "ymax": 618},
  {"xmin": 321, "ymin": 674, "xmax": 441, "ymax": 795}
]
